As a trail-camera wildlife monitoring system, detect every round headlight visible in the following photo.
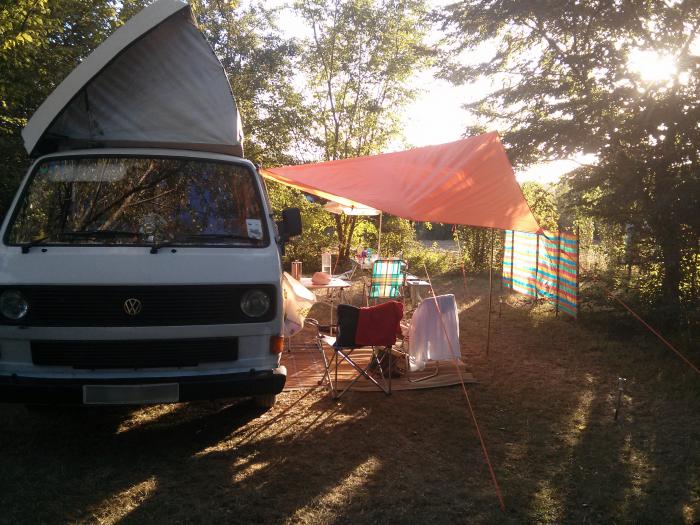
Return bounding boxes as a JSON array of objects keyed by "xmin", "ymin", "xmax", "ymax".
[
  {"xmin": 240, "ymin": 289, "xmax": 271, "ymax": 318},
  {"xmin": 0, "ymin": 290, "xmax": 29, "ymax": 320}
]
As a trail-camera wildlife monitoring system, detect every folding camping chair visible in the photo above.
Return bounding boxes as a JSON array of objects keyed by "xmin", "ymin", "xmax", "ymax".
[
  {"xmin": 363, "ymin": 258, "xmax": 407, "ymax": 306},
  {"xmin": 335, "ymin": 258, "xmax": 360, "ymax": 282},
  {"xmin": 310, "ymin": 301, "xmax": 404, "ymax": 399}
]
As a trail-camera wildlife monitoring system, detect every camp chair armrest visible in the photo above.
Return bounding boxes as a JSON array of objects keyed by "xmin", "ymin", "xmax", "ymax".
[{"xmin": 306, "ymin": 317, "xmax": 335, "ymax": 335}]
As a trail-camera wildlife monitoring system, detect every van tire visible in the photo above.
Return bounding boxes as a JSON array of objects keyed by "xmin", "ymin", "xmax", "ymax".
[{"xmin": 253, "ymin": 394, "xmax": 276, "ymax": 409}]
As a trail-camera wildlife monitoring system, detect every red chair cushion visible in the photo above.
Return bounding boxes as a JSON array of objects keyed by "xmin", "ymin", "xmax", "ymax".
[{"xmin": 355, "ymin": 301, "xmax": 404, "ymax": 346}]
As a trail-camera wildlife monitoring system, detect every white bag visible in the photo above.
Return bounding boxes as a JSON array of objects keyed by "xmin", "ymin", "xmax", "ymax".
[{"xmin": 282, "ymin": 272, "xmax": 316, "ymax": 337}]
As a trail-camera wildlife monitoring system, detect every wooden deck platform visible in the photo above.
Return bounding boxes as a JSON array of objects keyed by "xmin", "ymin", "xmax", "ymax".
[{"xmin": 281, "ymin": 342, "xmax": 476, "ymax": 392}]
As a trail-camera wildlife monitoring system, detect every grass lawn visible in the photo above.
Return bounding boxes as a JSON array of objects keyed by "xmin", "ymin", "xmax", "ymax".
[{"xmin": 1, "ymin": 275, "xmax": 698, "ymax": 524}]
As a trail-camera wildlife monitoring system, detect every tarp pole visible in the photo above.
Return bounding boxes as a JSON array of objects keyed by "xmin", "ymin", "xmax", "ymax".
[
  {"xmin": 555, "ymin": 230, "xmax": 562, "ymax": 317},
  {"xmin": 422, "ymin": 264, "xmax": 507, "ymax": 512},
  {"xmin": 499, "ymin": 230, "xmax": 504, "ymax": 318},
  {"xmin": 534, "ymin": 232, "xmax": 540, "ymax": 300},
  {"xmin": 377, "ymin": 212, "xmax": 383, "ymax": 258},
  {"xmin": 486, "ymin": 228, "xmax": 495, "ymax": 356},
  {"xmin": 575, "ymin": 226, "xmax": 580, "ymax": 318},
  {"xmin": 509, "ymin": 230, "xmax": 515, "ymax": 290}
]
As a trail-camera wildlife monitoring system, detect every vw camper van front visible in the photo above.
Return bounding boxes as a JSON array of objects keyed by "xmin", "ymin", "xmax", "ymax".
[
  {"xmin": 0, "ymin": 0, "xmax": 296, "ymax": 407},
  {"xmin": 0, "ymin": 149, "xmax": 290, "ymax": 406}
]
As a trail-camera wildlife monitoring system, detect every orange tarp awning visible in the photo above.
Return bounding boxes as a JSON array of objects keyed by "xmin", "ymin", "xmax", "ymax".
[{"xmin": 261, "ymin": 132, "xmax": 541, "ymax": 233}]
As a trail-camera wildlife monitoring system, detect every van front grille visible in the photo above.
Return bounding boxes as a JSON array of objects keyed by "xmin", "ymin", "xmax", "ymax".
[
  {"xmin": 31, "ymin": 338, "xmax": 239, "ymax": 369},
  {"xmin": 0, "ymin": 285, "xmax": 276, "ymax": 326}
]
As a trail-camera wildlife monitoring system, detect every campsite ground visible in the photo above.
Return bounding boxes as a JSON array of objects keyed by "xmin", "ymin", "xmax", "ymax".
[{"xmin": 0, "ymin": 275, "xmax": 698, "ymax": 524}]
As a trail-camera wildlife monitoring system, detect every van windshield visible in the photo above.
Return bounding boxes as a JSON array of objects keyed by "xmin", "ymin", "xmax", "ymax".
[{"xmin": 6, "ymin": 156, "xmax": 268, "ymax": 247}]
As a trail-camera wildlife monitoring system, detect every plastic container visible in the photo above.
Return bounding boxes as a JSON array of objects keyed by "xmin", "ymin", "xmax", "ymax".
[
  {"xmin": 291, "ymin": 261, "xmax": 302, "ymax": 280},
  {"xmin": 321, "ymin": 252, "xmax": 332, "ymax": 275}
]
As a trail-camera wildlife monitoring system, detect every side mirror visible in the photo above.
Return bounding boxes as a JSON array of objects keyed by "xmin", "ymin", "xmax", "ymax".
[{"xmin": 280, "ymin": 207, "xmax": 302, "ymax": 241}]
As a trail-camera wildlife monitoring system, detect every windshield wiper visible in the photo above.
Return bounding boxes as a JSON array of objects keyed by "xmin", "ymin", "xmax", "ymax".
[
  {"xmin": 182, "ymin": 233, "xmax": 260, "ymax": 243},
  {"xmin": 149, "ymin": 239, "xmax": 178, "ymax": 254},
  {"xmin": 21, "ymin": 230, "xmax": 141, "ymax": 253},
  {"xmin": 21, "ymin": 236, "xmax": 49, "ymax": 254}
]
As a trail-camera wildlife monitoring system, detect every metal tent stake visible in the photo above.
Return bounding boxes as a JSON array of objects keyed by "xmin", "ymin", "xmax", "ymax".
[{"xmin": 614, "ymin": 377, "xmax": 627, "ymax": 421}]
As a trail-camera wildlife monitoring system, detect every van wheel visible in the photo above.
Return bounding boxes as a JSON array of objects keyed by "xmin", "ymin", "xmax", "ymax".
[{"xmin": 253, "ymin": 394, "xmax": 276, "ymax": 409}]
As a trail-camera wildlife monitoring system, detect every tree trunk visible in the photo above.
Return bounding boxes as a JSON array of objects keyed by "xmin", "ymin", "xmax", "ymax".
[
  {"xmin": 649, "ymin": 164, "xmax": 684, "ymax": 329},
  {"xmin": 658, "ymin": 223, "xmax": 683, "ymax": 329},
  {"xmin": 334, "ymin": 214, "xmax": 358, "ymax": 266},
  {"xmin": 334, "ymin": 214, "xmax": 345, "ymax": 265}
]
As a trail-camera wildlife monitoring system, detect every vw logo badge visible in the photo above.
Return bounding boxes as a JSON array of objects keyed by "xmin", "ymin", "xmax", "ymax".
[{"xmin": 123, "ymin": 298, "xmax": 142, "ymax": 316}]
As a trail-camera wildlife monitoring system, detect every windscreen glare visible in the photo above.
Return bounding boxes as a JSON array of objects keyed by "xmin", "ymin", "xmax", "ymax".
[{"xmin": 7, "ymin": 157, "xmax": 268, "ymax": 246}]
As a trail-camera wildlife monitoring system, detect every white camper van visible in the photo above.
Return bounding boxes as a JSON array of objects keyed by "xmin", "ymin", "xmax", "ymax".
[{"xmin": 0, "ymin": 0, "xmax": 300, "ymax": 407}]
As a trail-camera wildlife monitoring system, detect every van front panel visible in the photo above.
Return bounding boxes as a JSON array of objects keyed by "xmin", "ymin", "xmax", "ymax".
[{"xmin": 0, "ymin": 149, "xmax": 288, "ymax": 403}]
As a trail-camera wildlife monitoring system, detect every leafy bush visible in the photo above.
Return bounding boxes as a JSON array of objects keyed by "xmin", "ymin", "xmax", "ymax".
[
  {"xmin": 376, "ymin": 216, "xmax": 415, "ymax": 257},
  {"xmin": 266, "ymin": 180, "xmax": 335, "ymax": 271},
  {"xmin": 403, "ymin": 241, "xmax": 461, "ymax": 277}
]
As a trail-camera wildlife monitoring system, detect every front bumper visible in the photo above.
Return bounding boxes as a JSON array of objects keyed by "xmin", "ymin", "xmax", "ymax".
[{"xmin": 0, "ymin": 366, "xmax": 286, "ymax": 405}]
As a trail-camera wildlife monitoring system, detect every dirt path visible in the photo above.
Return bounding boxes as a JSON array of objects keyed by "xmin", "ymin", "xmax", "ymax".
[{"xmin": 0, "ymin": 275, "xmax": 698, "ymax": 524}]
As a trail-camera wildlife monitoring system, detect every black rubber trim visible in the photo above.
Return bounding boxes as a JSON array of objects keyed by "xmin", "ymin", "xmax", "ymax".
[
  {"xmin": 0, "ymin": 366, "xmax": 286, "ymax": 405},
  {"xmin": 31, "ymin": 337, "xmax": 239, "ymax": 368}
]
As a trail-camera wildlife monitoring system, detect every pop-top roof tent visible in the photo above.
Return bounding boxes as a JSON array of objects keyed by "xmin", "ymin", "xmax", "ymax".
[
  {"xmin": 262, "ymin": 133, "xmax": 542, "ymax": 233},
  {"xmin": 22, "ymin": 0, "xmax": 243, "ymax": 158}
]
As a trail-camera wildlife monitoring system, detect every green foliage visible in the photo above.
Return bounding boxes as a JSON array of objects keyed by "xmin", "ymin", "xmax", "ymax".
[
  {"xmin": 351, "ymin": 218, "xmax": 378, "ymax": 252},
  {"xmin": 403, "ymin": 242, "xmax": 460, "ymax": 277},
  {"xmin": 0, "ymin": 0, "xmax": 149, "ymax": 216},
  {"xmin": 520, "ymin": 181, "xmax": 558, "ymax": 232},
  {"xmin": 416, "ymin": 221, "xmax": 456, "ymax": 240},
  {"xmin": 377, "ymin": 216, "xmax": 414, "ymax": 257},
  {"xmin": 292, "ymin": 0, "xmax": 430, "ymax": 262},
  {"xmin": 374, "ymin": 216, "xmax": 461, "ymax": 276},
  {"xmin": 265, "ymin": 180, "xmax": 335, "ymax": 270},
  {"xmin": 295, "ymin": 0, "xmax": 430, "ymax": 161},
  {"xmin": 453, "ymin": 226, "xmax": 499, "ymax": 274},
  {"xmin": 192, "ymin": 0, "xmax": 307, "ymax": 167},
  {"xmin": 438, "ymin": 0, "xmax": 700, "ymax": 321}
]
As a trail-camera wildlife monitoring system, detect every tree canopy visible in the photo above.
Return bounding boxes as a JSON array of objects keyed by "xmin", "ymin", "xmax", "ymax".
[
  {"xmin": 0, "ymin": 0, "xmax": 148, "ymax": 214},
  {"xmin": 438, "ymin": 0, "xmax": 700, "ymax": 319},
  {"xmin": 192, "ymin": 0, "xmax": 307, "ymax": 167},
  {"xmin": 294, "ymin": 0, "xmax": 429, "ymax": 161}
]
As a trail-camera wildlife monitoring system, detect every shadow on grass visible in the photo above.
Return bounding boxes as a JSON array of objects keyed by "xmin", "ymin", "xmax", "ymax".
[
  {"xmin": 482, "ymin": 291, "xmax": 700, "ymax": 524},
  {"xmin": 0, "ymin": 399, "xmax": 268, "ymax": 523},
  {"xmin": 0, "ymin": 384, "xmax": 515, "ymax": 524},
  {"xmin": 0, "ymin": 276, "xmax": 697, "ymax": 524}
]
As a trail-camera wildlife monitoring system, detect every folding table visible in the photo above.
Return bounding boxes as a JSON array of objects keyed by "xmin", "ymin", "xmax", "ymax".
[{"xmin": 300, "ymin": 277, "xmax": 350, "ymax": 332}]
